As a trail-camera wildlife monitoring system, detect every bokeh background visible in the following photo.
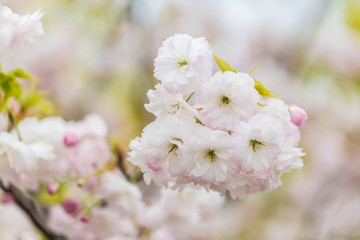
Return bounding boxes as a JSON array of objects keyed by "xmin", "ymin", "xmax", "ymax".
[{"xmin": 2, "ymin": 0, "xmax": 360, "ymax": 239}]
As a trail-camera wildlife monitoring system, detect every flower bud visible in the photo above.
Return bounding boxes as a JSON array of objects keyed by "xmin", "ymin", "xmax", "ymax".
[
  {"xmin": 76, "ymin": 178, "xmax": 85, "ymax": 188},
  {"xmin": 46, "ymin": 183, "xmax": 58, "ymax": 195},
  {"xmin": 61, "ymin": 199, "xmax": 80, "ymax": 215},
  {"xmin": 80, "ymin": 214, "xmax": 89, "ymax": 223},
  {"xmin": 289, "ymin": 105, "xmax": 307, "ymax": 127},
  {"xmin": 1, "ymin": 193, "xmax": 14, "ymax": 204},
  {"xmin": 63, "ymin": 131, "xmax": 80, "ymax": 147}
]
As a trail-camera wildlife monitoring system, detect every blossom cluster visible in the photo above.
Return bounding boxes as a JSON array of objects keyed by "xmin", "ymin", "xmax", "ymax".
[
  {"xmin": 1, "ymin": 113, "xmax": 225, "ymax": 239},
  {"xmin": 0, "ymin": 112, "xmax": 226, "ymax": 239},
  {"xmin": 0, "ymin": 114, "xmax": 111, "ymax": 190},
  {"xmin": 128, "ymin": 34, "xmax": 307, "ymax": 199},
  {"xmin": 0, "ymin": 4, "xmax": 230, "ymax": 239},
  {"xmin": 48, "ymin": 179, "xmax": 225, "ymax": 240}
]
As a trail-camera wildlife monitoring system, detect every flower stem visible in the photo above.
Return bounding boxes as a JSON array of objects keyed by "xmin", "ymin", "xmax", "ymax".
[
  {"xmin": 129, "ymin": 169, "xmax": 143, "ymax": 183},
  {"xmin": 185, "ymin": 92, "xmax": 195, "ymax": 102}
]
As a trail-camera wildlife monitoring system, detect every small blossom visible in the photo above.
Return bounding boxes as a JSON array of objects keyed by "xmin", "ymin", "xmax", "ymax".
[
  {"xmin": 154, "ymin": 34, "xmax": 213, "ymax": 94},
  {"xmin": 233, "ymin": 113, "xmax": 283, "ymax": 173},
  {"xmin": 0, "ymin": 132, "xmax": 37, "ymax": 173},
  {"xmin": 145, "ymin": 84, "xmax": 198, "ymax": 120},
  {"xmin": 96, "ymin": 171, "xmax": 144, "ymax": 217},
  {"xmin": 195, "ymin": 71, "xmax": 260, "ymax": 131},
  {"xmin": 183, "ymin": 126, "xmax": 233, "ymax": 183},
  {"xmin": 140, "ymin": 116, "xmax": 195, "ymax": 179},
  {"xmin": 0, "ymin": 5, "xmax": 43, "ymax": 55}
]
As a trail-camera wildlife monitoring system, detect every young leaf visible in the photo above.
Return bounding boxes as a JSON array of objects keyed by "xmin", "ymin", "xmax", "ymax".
[
  {"xmin": 20, "ymin": 88, "xmax": 54, "ymax": 116},
  {"xmin": 213, "ymin": 54, "xmax": 237, "ymax": 73},
  {"xmin": 254, "ymin": 80, "xmax": 278, "ymax": 98},
  {"xmin": 37, "ymin": 184, "xmax": 67, "ymax": 206},
  {"xmin": 9, "ymin": 68, "xmax": 38, "ymax": 81},
  {"xmin": 0, "ymin": 73, "xmax": 23, "ymax": 111},
  {"xmin": 213, "ymin": 54, "xmax": 277, "ymax": 98}
]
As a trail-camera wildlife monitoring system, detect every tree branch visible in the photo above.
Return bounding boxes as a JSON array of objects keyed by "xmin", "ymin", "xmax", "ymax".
[{"xmin": 0, "ymin": 181, "xmax": 67, "ymax": 240}]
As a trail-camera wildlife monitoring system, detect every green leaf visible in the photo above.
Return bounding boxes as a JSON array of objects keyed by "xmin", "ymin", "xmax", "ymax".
[
  {"xmin": 346, "ymin": 0, "xmax": 360, "ymax": 34},
  {"xmin": 0, "ymin": 72, "xmax": 23, "ymax": 111},
  {"xmin": 213, "ymin": 54, "xmax": 237, "ymax": 73},
  {"xmin": 9, "ymin": 68, "xmax": 38, "ymax": 81},
  {"xmin": 84, "ymin": 208, "xmax": 92, "ymax": 217},
  {"xmin": 254, "ymin": 80, "xmax": 278, "ymax": 98},
  {"xmin": 20, "ymin": 88, "xmax": 54, "ymax": 116},
  {"xmin": 36, "ymin": 184, "xmax": 67, "ymax": 207},
  {"xmin": 213, "ymin": 54, "xmax": 277, "ymax": 98}
]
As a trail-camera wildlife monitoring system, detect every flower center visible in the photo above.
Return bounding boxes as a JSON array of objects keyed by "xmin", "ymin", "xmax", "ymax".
[
  {"xmin": 169, "ymin": 103, "xmax": 181, "ymax": 114},
  {"xmin": 249, "ymin": 139, "xmax": 265, "ymax": 152},
  {"xmin": 168, "ymin": 144, "xmax": 178, "ymax": 154},
  {"xmin": 168, "ymin": 137, "xmax": 183, "ymax": 155},
  {"xmin": 221, "ymin": 95, "xmax": 231, "ymax": 105},
  {"xmin": 177, "ymin": 59, "xmax": 188, "ymax": 67},
  {"xmin": 206, "ymin": 149, "xmax": 217, "ymax": 163}
]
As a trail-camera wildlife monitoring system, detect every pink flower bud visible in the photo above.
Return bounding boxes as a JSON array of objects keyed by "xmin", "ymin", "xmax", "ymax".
[
  {"xmin": 61, "ymin": 199, "xmax": 80, "ymax": 215},
  {"xmin": 46, "ymin": 183, "xmax": 58, "ymax": 195},
  {"xmin": 80, "ymin": 214, "xmax": 89, "ymax": 223},
  {"xmin": 76, "ymin": 178, "xmax": 85, "ymax": 188},
  {"xmin": 63, "ymin": 131, "xmax": 80, "ymax": 147},
  {"xmin": 2, "ymin": 193, "xmax": 14, "ymax": 204},
  {"xmin": 289, "ymin": 105, "xmax": 308, "ymax": 127}
]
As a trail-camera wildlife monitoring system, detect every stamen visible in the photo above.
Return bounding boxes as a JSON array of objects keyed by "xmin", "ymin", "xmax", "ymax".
[
  {"xmin": 168, "ymin": 144, "xmax": 178, "ymax": 153},
  {"xmin": 207, "ymin": 149, "xmax": 217, "ymax": 163},
  {"xmin": 249, "ymin": 139, "xmax": 265, "ymax": 152},
  {"xmin": 177, "ymin": 59, "xmax": 188, "ymax": 67},
  {"xmin": 222, "ymin": 96, "xmax": 231, "ymax": 104}
]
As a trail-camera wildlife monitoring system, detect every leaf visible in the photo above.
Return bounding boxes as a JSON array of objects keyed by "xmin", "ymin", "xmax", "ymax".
[
  {"xmin": 346, "ymin": 0, "xmax": 360, "ymax": 34},
  {"xmin": 213, "ymin": 54, "xmax": 237, "ymax": 73},
  {"xmin": 0, "ymin": 73, "xmax": 23, "ymax": 111},
  {"xmin": 213, "ymin": 54, "xmax": 277, "ymax": 98},
  {"xmin": 20, "ymin": 88, "xmax": 54, "ymax": 116},
  {"xmin": 254, "ymin": 80, "xmax": 278, "ymax": 98},
  {"xmin": 84, "ymin": 208, "xmax": 92, "ymax": 217},
  {"xmin": 9, "ymin": 68, "xmax": 38, "ymax": 81},
  {"xmin": 37, "ymin": 184, "xmax": 67, "ymax": 207}
]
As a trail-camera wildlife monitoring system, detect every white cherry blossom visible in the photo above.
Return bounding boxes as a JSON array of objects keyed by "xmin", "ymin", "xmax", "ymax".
[
  {"xmin": 0, "ymin": 5, "xmax": 43, "ymax": 55},
  {"xmin": 154, "ymin": 34, "xmax": 213, "ymax": 94},
  {"xmin": 145, "ymin": 84, "xmax": 198, "ymax": 120},
  {"xmin": 195, "ymin": 71, "xmax": 260, "ymax": 131}
]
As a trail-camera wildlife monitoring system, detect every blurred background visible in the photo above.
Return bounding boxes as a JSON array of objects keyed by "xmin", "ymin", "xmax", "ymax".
[{"xmin": 2, "ymin": 0, "xmax": 360, "ymax": 239}]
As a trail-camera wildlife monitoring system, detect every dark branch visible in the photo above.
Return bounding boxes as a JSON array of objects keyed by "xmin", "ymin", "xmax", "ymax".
[
  {"xmin": 0, "ymin": 181, "xmax": 67, "ymax": 240},
  {"xmin": 115, "ymin": 145, "xmax": 131, "ymax": 180}
]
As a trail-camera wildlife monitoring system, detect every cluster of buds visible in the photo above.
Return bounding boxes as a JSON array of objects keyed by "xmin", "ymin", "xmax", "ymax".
[{"xmin": 128, "ymin": 34, "xmax": 307, "ymax": 199}]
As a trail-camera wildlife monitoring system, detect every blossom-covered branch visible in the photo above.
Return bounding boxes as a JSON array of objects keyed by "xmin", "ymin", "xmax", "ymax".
[{"xmin": 0, "ymin": 181, "xmax": 67, "ymax": 240}]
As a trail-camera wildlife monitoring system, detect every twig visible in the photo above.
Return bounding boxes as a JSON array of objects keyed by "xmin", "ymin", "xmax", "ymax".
[
  {"xmin": 129, "ymin": 169, "xmax": 143, "ymax": 183},
  {"xmin": 116, "ymin": 149, "xmax": 131, "ymax": 180},
  {"xmin": 0, "ymin": 181, "xmax": 67, "ymax": 240}
]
